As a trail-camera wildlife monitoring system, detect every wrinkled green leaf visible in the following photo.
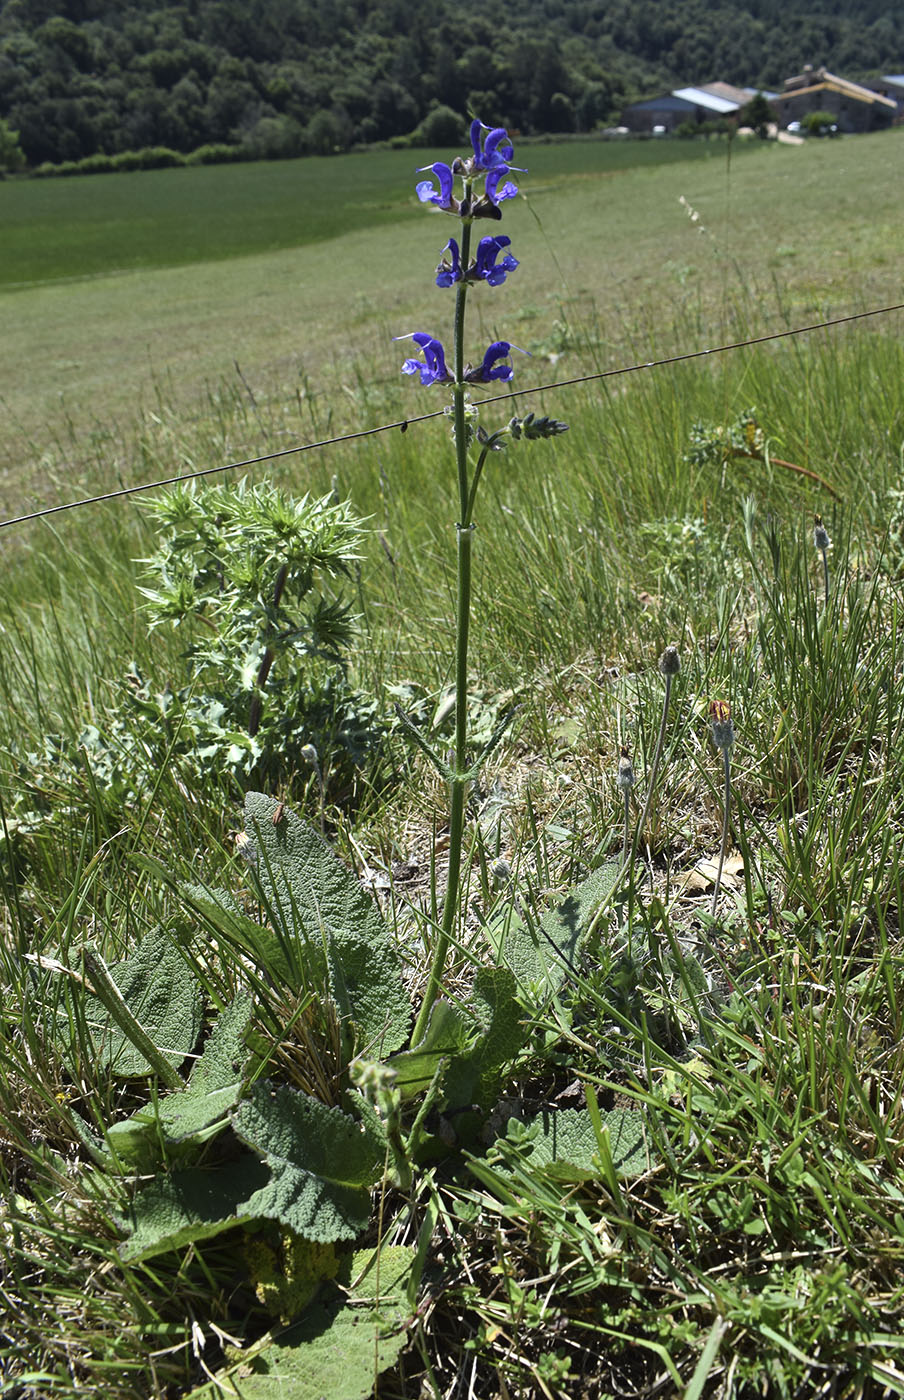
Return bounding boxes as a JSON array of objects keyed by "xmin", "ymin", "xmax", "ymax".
[
  {"xmin": 188, "ymin": 1245, "xmax": 414, "ymax": 1400},
  {"xmin": 119, "ymin": 1155, "xmax": 270, "ymax": 1262},
  {"xmin": 244, "ymin": 793, "xmax": 410, "ymax": 1057},
  {"xmin": 386, "ymin": 999, "xmax": 469, "ymax": 1099},
  {"xmin": 80, "ymin": 930, "xmax": 204, "ymax": 1077},
  {"xmin": 442, "ymin": 967, "xmax": 525, "ymax": 1113},
  {"xmin": 485, "ymin": 864, "xmax": 619, "ymax": 1000},
  {"xmin": 500, "ymin": 1106, "xmax": 655, "ymax": 1181},
  {"xmin": 183, "ymin": 882, "xmax": 296, "ymax": 989},
  {"xmin": 98, "ymin": 994, "xmax": 254, "ymax": 1170},
  {"xmin": 233, "ymin": 1081, "xmax": 385, "ymax": 1242}
]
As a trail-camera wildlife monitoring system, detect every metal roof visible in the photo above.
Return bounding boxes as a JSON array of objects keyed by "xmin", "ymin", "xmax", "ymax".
[
  {"xmin": 672, "ymin": 86, "xmax": 740, "ymax": 113},
  {"xmin": 623, "ymin": 95, "xmax": 697, "ymax": 112}
]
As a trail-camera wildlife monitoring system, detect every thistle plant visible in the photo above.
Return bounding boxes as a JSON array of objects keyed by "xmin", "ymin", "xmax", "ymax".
[{"xmin": 398, "ymin": 121, "xmax": 567, "ymax": 1048}]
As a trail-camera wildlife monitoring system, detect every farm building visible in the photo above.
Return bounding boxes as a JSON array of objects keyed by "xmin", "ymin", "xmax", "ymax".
[
  {"xmin": 865, "ymin": 75, "xmax": 904, "ymax": 116},
  {"xmin": 774, "ymin": 66, "xmax": 896, "ymax": 132},
  {"xmin": 621, "ymin": 86, "xmax": 739, "ymax": 133}
]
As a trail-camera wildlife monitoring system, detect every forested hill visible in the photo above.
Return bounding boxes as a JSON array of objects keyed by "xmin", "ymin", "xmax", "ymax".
[{"xmin": 0, "ymin": 0, "xmax": 899, "ymax": 165}]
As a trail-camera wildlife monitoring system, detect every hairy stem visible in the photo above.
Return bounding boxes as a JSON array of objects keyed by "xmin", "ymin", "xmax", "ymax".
[
  {"xmin": 633, "ymin": 672, "xmax": 673, "ymax": 865},
  {"xmin": 411, "ymin": 215, "xmax": 473, "ymax": 1048},
  {"xmin": 711, "ymin": 748, "xmax": 732, "ymax": 918}
]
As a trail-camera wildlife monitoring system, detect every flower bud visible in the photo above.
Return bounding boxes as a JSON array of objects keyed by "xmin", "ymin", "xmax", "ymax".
[
  {"xmin": 709, "ymin": 701, "xmax": 735, "ymax": 752},
  {"xmin": 659, "ymin": 645, "xmax": 680, "ymax": 677},
  {"xmin": 617, "ymin": 746, "xmax": 635, "ymax": 790},
  {"xmin": 813, "ymin": 515, "xmax": 831, "ymax": 553},
  {"xmin": 491, "ymin": 858, "xmax": 512, "ymax": 888}
]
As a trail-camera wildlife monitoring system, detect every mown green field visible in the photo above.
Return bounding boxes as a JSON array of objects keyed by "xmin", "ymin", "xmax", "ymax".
[
  {"xmin": 1, "ymin": 139, "xmax": 730, "ymax": 290},
  {"xmin": 3, "ymin": 130, "xmax": 904, "ymax": 1400}
]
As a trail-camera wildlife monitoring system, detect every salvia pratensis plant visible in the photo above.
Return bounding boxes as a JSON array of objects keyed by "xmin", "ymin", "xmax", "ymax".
[{"xmin": 398, "ymin": 119, "xmax": 568, "ymax": 1049}]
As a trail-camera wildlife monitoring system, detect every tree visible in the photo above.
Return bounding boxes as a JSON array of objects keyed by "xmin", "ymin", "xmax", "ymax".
[
  {"xmin": 739, "ymin": 90, "xmax": 775, "ymax": 138},
  {"xmin": 0, "ymin": 118, "xmax": 26, "ymax": 173},
  {"xmin": 802, "ymin": 110, "xmax": 838, "ymax": 136}
]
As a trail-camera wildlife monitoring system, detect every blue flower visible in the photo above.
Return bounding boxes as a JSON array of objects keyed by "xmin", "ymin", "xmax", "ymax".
[
  {"xmin": 415, "ymin": 162, "xmax": 456, "ymax": 211},
  {"xmin": 470, "ymin": 119, "xmax": 514, "ymax": 171},
  {"xmin": 474, "ymin": 235, "xmax": 518, "ymax": 286},
  {"xmin": 467, "ymin": 341, "xmax": 528, "ymax": 384},
  {"xmin": 435, "ymin": 238, "xmax": 462, "ymax": 287},
  {"xmin": 394, "ymin": 333, "xmax": 452, "ymax": 386},
  {"xmin": 485, "ymin": 166, "xmax": 519, "ymax": 206}
]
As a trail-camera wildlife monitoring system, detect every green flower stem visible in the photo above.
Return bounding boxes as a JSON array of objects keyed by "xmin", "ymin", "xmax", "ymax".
[
  {"xmin": 411, "ymin": 212, "xmax": 474, "ymax": 1050},
  {"xmin": 632, "ymin": 671, "xmax": 674, "ymax": 867},
  {"xmin": 711, "ymin": 747, "xmax": 732, "ymax": 918}
]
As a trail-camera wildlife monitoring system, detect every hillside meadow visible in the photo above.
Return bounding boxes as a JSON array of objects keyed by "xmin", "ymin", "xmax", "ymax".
[
  {"xmin": 2, "ymin": 130, "xmax": 904, "ymax": 1399},
  {"xmin": 1, "ymin": 129, "xmax": 901, "ymax": 507}
]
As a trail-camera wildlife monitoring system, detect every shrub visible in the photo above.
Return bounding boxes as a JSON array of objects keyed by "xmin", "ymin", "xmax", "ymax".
[{"xmin": 411, "ymin": 104, "xmax": 465, "ymax": 147}]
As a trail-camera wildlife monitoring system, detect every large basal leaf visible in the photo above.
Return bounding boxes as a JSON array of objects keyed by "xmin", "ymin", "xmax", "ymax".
[
  {"xmin": 441, "ymin": 967, "xmax": 525, "ymax": 1114},
  {"xmin": 156, "ymin": 992, "xmax": 253, "ymax": 1142},
  {"xmin": 100, "ymin": 994, "xmax": 254, "ymax": 1171},
  {"xmin": 232, "ymin": 1081, "xmax": 386, "ymax": 1243},
  {"xmin": 386, "ymin": 998, "xmax": 469, "ymax": 1100},
  {"xmin": 485, "ymin": 864, "xmax": 620, "ymax": 1001},
  {"xmin": 188, "ymin": 1245, "xmax": 414, "ymax": 1400},
  {"xmin": 119, "ymin": 1154, "xmax": 270, "ymax": 1262},
  {"xmin": 498, "ymin": 1107, "xmax": 656, "ymax": 1181},
  {"xmin": 244, "ymin": 793, "xmax": 410, "ymax": 1057},
  {"xmin": 80, "ymin": 930, "xmax": 204, "ymax": 1077},
  {"xmin": 182, "ymin": 882, "xmax": 297, "ymax": 989}
]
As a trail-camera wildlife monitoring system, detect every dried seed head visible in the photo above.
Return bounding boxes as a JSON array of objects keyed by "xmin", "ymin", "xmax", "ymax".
[
  {"xmin": 709, "ymin": 700, "xmax": 735, "ymax": 751},
  {"xmin": 617, "ymin": 745, "xmax": 635, "ymax": 790},
  {"xmin": 813, "ymin": 515, "xmax": 831, "ymax": 553},
  {"xmin": 659, "ymin": 645, "xmax": 681, "ymax": 677}
]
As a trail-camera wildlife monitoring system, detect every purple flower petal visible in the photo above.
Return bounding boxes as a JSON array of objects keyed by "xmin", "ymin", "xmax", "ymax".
[
  {"xmin": 470, "ymin": 119, "xmax": 515, "ymax": 170},
  {"xmin": 415, "ymin": 162, "xmax": 454, "ymax": 207},
  {"xmin": 469, "ymin": 341, "xmax": 528, "ymax": 383},
  {"xmin": 394, "ymin": 332, "xmax": 451, "ymax": 386},
  {"xmin": 485, "ymin": 167, "xmax": 519, "ymax": 205},
  {"xmin": 435, "ymin": 237, "xmax": 462, "ymax": 288},
  {"xmin": 474, "ymin": 235, "xmax": 518, "ymax": 287}
]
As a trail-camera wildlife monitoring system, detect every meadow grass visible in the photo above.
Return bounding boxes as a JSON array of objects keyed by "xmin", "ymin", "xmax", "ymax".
[
  {"xmin": 2, "ymin": 132, "xmax": 904, "ymax": 1399},
  {"xmin": 2, "ymin": 129, "xmax": 901, "ymax": 502}
]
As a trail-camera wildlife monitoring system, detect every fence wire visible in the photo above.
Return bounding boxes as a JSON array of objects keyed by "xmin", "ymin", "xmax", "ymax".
[{"xmin": 2, "ymin": 300, "xmax": 902, "ymax": 534}]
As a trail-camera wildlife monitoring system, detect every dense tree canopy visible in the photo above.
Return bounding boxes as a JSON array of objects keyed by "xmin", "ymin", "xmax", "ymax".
[{"xmin": 0, "ymin": 0, "xmax": 899, "ymax": 165}]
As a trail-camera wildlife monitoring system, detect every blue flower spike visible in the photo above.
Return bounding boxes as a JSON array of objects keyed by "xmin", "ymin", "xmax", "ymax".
[{"xmin": 394, "ymin": 332, "xmax": 453, "ymax": 386}]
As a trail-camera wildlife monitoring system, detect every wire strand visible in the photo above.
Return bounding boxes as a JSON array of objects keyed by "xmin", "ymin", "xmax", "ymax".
[{"xmin": 2, "ymin": 300, "xmax": 901, "ymax": 533}]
